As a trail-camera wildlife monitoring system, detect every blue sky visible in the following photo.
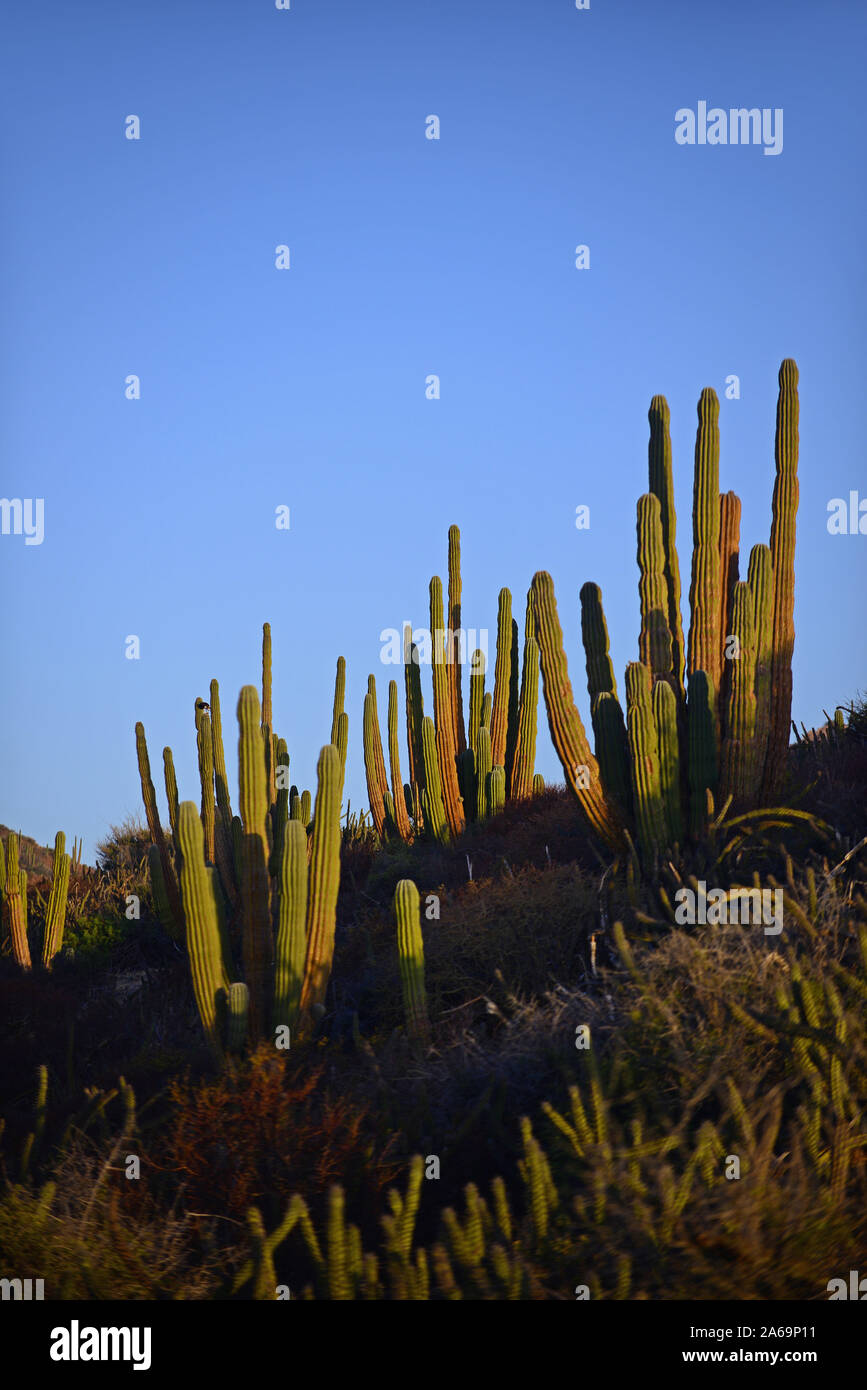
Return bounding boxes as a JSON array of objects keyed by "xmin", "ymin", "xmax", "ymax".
[{"xmin": 2, "ymin": 0, "xmax": 865, "ymax": 860}]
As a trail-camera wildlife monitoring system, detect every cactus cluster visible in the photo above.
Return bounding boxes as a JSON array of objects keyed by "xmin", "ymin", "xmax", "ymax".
[
  {"xmin": 137, "ymin": 624, "xmax": 345, "ymax": 1055},
  {"xmin": 1, "ymin": 830, "xmax": 71, "ymax": 970},
  {"xmin": 363, "ymin": 526, "xmax": 542, "ymax": 845},
  {"xmin": 534, "ymin": 360, "xmax": 801, "ymax": 858}
]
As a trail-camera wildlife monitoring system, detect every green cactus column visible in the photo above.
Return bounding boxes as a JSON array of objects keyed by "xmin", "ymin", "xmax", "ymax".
[
  {"xmin": 447, "ymin": 525, "xmax": 467, "ymax": 755},
  {"xmin": 210, "ymin": 679, "xmax": 234, "ymax": 831},
  {"xmin": 403, "ymin": 625, "xmax": 426, "ymax": 822},
  {"xmin": 2, "ymin": 833, "xmax": 31, "ymax": 969},
  {"xmin": 687, "ymin": 389, "xmax": 722, "ymax": 714},
  {"xmin": 592, "ymin": 691, "xmax": 631, "ymax": 815},
  {"xmin": 532, "ymin": 572, "xmax": 625, "ymax": 849},
  {"xmin": 363, "ymin": 685, "xmax": 390, "ymax": 839},
  {"xmin": 636, "ymin": 493, "xmax": 674, "ymax": 685},
  {"xmin": 762, "ymin": 359, "xmax": 800, "ymax": 801},
  {"xmin": 163, "ymin": 748, "xmax": 180, "ymax": 840},
  {"xmin": 273, "ymin": 819, "xmax": 308, "ymax": 1031},
  {"xmin": 394, "ymin": 880, "xmax": 431, "ymax": 1045},
  {"xmin": 237, "ymin": 686, "xmax": 273, "ymax": 1042},
  {"xmin": 421, "ymin": 716, "xmax": 450, "ymax": 844},
  {"xmin": 331, "ymin": 657, "xmax": 348, "ymax": 794},
  {"xmin": 135, "ymin": 722, "xmax": 184, "ymax": 939},
  {"xmin": 388, "ymin": 680, "xmax": 413, "ymax": 842},
  {"xmin": 510, "ymin": 617, "xmax": 539, "ymax": 802},
  {"xmin": 490, "ymin": 588, "xmax": 513, "ymax": 770},
  {"xmin": 719, "ymin": 582, "xmax": 757, "ymax": 804},
  {"xmin": 504, "ymin": 616, "xmax": 520, "ymax": 793},
  {"xmin": 42, "ymin": 832, "xmax": 71, "ymax": 968},
  {"xmin": 580, "ymin": 582, "xmax": 618, "ymax": 702},
  {"xmin": 717, "ymin": 491, "xmax": 742, "ymax": 723},
  {"xmin": 747, "ymin": 544, "xmax": 775, "ymax": 802},
  {"xmin": 625, "ymin": 663, "xmax": 666, "ymax": 857},
  {"xmin": 687, "ymin": 670, "xmax": 718, "ymax": 837},
  {"xmin": 177, "ymin": 801, "xmax": 231, "ymax": 1058},
  {"xmin": 430, "ymin": 578, "xmax": 465, "ymax": 837},
  {"xmin": 648, "ymin": 395, "xmax": 686, "ymax": 704},
  {"xmin": 652, "ymin": 680, "xmax": 683, "ymax": 846},
  {"xmin": 196, "ymin": 706, "xmax": 217, "ymax": 864},
  {"xmin": 488, "ymin": 765, "xmax": 506, "ymax": 816},
  {"xmin": 474, "ymin": 724, "xmax": 492, "ymax": 821},
  {"xmin": 468, "ymin": 648, "xmax": 486, "ymax": 757},
  {"xmin": 299, "ymin": 745, "xmax": 343, "ymax": 1018}
]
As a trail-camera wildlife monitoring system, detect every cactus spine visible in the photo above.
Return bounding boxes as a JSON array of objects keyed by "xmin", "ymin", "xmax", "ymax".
[
  {"xmin": 394, "ymin": 879, "xmax": 430, "ymax": 1045},
  {"xmin": 762, "ymin": 359, "xmax": 800, "ymax": 800}
]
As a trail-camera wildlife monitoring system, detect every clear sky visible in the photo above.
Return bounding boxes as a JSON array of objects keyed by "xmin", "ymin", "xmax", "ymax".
[{"xmin": 2, "ymin": 0, "xmax": 865, "ymax": 861}]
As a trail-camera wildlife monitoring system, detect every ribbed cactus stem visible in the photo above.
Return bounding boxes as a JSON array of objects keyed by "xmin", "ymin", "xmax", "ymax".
[
  {"xmin": 504, "ymin": 617, "xmax": 520, "ymax": 793},
  {"xmin": 429, "ymin": 577, "xmax": 465, "ymax": 836},
  {"xmin": 481, "ymin": 691, "xmax": 492, "ymax": 730},
  {"xmin": 490, "ymin": 588, "xmax": 512, "ymax": 769},
  {"xmin": 237, "ymin": 686, "xmax": 272, "ymax": 1042},
  {"xmin": 687, "ymin": 670, "xmax": 718, "ymax": 837},
  {"xmin": 403, "ymin": 625, "xmax": 426, "ymax": 809},
  {"xmin": 331, "ymin": 656, "xmax": 346, "ymax": 750},
  {"xmin": 510, "ymin": 627, "xmax": 539, "ymax": 801},
  {"xmin": 591, "ymin": 691, "xmax": 631, "ymax": 815},
  {"xmin": 177, "ymin": 801, "xmax": 229, "ymax": 1058},
  {"xmin": 532, "ymin": 572, "xmax": 625, "ymax": 849},
  {"xmin": 271, "ymin": 735, "xmax": 290, "ymax": 873},
  {"xmin": 533, "ymin": 773, "xmax": 545, "ymax": 796},
  {"xmin": 636, "ymin": 493, "xmax": 674, "ymax": 684},
  {"xmin": 447, "ymin": 525, "xmax": 467, "ymax": 755},
  {"xmin": 652, "ymin": 680, "xmax": 683, "ymax": 846},
  {"xmin": 648, "ymin": 394, "xmax": 686, "ymax": 703},
  {"xmin": 580, "ymin": 582, "xmax": 618, "ymax": 701},
  {"xmin": 300, "ymin": 789, "xmax": 311, "ymax": 826},
  {"xmin": 226, "ymin": 983, "xmax": 249, "ymax": 1053},
  {"xmin": 299, "ymin": 745, "xmax": 343, "ymax": 1016},
  {"xmin": 3, "ymin": 833, "xmax": 31, "ymax": 968},
  {"xmin": 196, "ymin": 709, "xmax": 217, "ymax": 864},
  {"xmin": 148, "ymin": 845, "xmax": 174, "ymax": 936},
  {"xmin": 421, "ymin": 716, "xmax": 450, "ymax": 844},
  {"xmin": 135, "ymin": 722, "xmax": 184, "ymax": 939},
  {"xmin": 687, "ymin": 389, "xmax": 722, "ymax": 707},
  {"xmin": 475, "ymin": 725, "xmax": 492, "ymax": 822},
  {"xmin": 718, "ymin": 491, "xmax": 741, "ymax": 669},
  {"xmin": 625, "ymin": 663, "xmax": 666, "ymax": 857},
  {"xmin": 762, "ymin": 359, "xmax": 800, "ymax": 800},
  {"xmin": 748, "ymin": 544, "xmax": 775, "ymax": 802},
  {"xmin": 388, "ymin": 680, "xmax": 412, "ymax": 842},
  {"xmin": 468, "ymin": 649, "xmax": 486, "ymax": 755},
  {"xmin": 273, "ymin": 819, "xmax": 308, "ymax": 1031},
  {"xmin": 210, "ymin": 679, "xmax": 233, "ymax": 831},
  {"xmin": 489, "ymin": 765, "xmax": 506, "ymax": 816},
  {"xmin": 363, "ymin": 689, "xmax": 389, "ymax": 839},
  {"xmin": 163, "ymin": 747, "xmax": 179, "ymax": 840},
  {"xmin": 394, "ymin": 879, "xmax": 430, "ymax": 1045},
  {"xmin": 42, "ymin": 831, "xmax": 71, "ymax": 968},
  {"xmin": 720, "ymin": 582, "xmax": 758, "ymax": 803},
  {"xmin": 335, "ymin": 713, "xmax": 348, "ymax": 781}
]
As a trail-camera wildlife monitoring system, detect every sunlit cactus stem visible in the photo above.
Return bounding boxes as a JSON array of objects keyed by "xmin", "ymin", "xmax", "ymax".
[
  {"xmin": 163, "ymin": 747, "xmax": 180, "ymax": 840},
  {"xmin": 429, "ymin": 577, "xmax": 465, "ymax": 836},
  {"xmin": 447, "ymin": 525, "xmax": 467, "ymax": 755},
  {"xmin": 135, "ymin": 722, "xmax": 184, "ymax": 940},
  {"xmin": 720, "ymin": 582, "xmax": 757, "ymax": 803},
  {"xmin": 468, "ymin": 648, "xmax": 486, "ymax": 756},
  {"xmin": 636, "ymin": 494, "xmax": 674, "ymax": 685},
  {"xmin": 625, "ymin": 662, "xmax": 666, "ymax": 857},
  {"xmin": 196, "ymin": 707, "xmax": 217, "ymax": 864},
  {"xmin": 387, "ymin": 680, "xmax": 413, "ymax": 842},
  {"xmin": 648, "ymin": 394, "xmax": 686, "ymax": 704},
  {"xmin": 475, "ymin": 725, "xmax": 492, "ymax": 822},
  {"xmin": 394, "ymin": 879, "xmax": 431, "ymax": 1046},
  {"xmin": 421, "ymin": 717, "xmax": 450, "ymax": 845},
  {"xmin": 652, "ymin": 680, "xmax": 683, "ymax": 847},
  {"xmin": 762, "ymin": 359, "xmax": 800, "ymax": 800},
  {"xmin": 490, "ymin": 588, "xmax": 513, "ymax": 770},
  {"xmin": 177, "ymin": 801, "xmax": 230, "ymax": 1059},
  {"xmin": 42, "ymin": 831, "xmax": 71, "ymax": 968},
  {"xmin": 363, "ymin": 686, "xmax": 390, "ymax": 839},
  {"xmin": 489, "ymin": 765, "xmax": 506, "ymax": 816},
  {"xmin": 747, "ymin": 543, "xmax": 775, "ymax": 801},
  {"xmin": 298, "ymin": 745, "xmax": 343, "ymax": 1020},
  {"xmin": 273, "ymin": 819, "xmax": 308, "ymax": 1031},
  {"xmin": 687, "ymin": 389, "xmax": 722, "ymax": 715},
  {"xmin": 237, "ymin": 686, "xmax": 272, "ymax": 1042},
  {"xmin": 2, "ymin": 833, "xmax": 31, "ymax": 969}
]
